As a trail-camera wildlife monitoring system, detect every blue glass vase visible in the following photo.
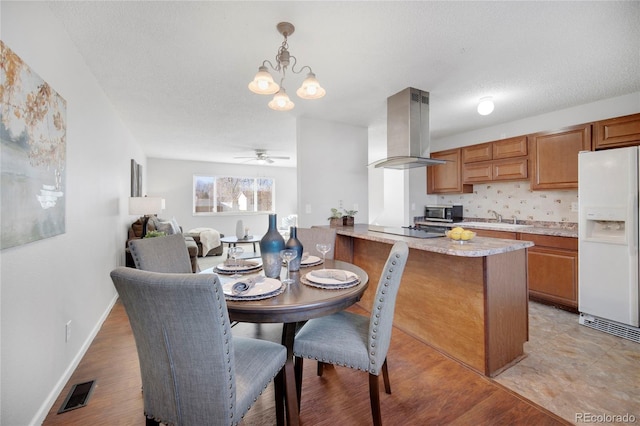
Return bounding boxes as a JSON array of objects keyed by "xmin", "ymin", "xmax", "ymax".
[
  {"xmin": 260, "ymin": 214, "xmax": 285, "ymax": 278},
  {"xmin": 285, "ymin": 226, "xmax": 304, "ymax": 272}
]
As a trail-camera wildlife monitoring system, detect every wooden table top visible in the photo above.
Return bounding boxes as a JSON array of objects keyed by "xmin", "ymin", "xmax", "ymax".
[{"xmin": 202, "ymin": 259, "xmax": 369, "ymax": 324}]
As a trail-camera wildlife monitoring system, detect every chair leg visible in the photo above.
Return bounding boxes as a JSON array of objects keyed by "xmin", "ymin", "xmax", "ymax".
[
  {"xmin": 382, "ymin": 358, "xmax": 391, "ymax": 394},
  {"xmin": 145, "ymin": 417, "xmax": 160, "ymax": 426},
  {"xmin": 368, "ymin": 373, "xmax": 382, "ymax": 426},
  {"xmin": 274, "ymin": 368, "xmax": 285, "ymax": 426},
  {"xmin": 317, "ymin": 361, "xmax": 325, "ymax": 376},
  {"xmin": 294, "ymin": 356, "xmax": 303, "ymax": 412}
]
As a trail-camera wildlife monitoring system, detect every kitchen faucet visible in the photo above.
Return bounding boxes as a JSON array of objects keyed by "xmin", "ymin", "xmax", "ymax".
[{"xmin": 489, "ymin": 210, "xmax": 502, "ymax": 223}]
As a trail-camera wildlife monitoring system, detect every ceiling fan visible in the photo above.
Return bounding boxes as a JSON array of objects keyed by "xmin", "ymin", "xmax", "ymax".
[{"xmin": 234, "ymin": 149, "xmax": 290, "ymax": 164}]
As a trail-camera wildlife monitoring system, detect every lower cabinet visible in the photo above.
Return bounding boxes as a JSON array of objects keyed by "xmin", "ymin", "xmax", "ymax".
[
  {"xmin": 519, "ymin": 234, "xmax": 578, "ymax": 312},
  {"xmin": 465, "ymin": 228, "xmax": 578, "ymax": 311}
]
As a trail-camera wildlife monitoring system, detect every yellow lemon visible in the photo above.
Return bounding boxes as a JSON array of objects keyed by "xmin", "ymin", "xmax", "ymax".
[
  {"xmin": 449, "ymin": 230, "xmax": 462, "ymax": 240},
  {"xmin": 461, "ymin": 230, "xmax": 475, "ymax": 241},
  {"xmin": 451, "ymin": 226, "xmax": 465, "ymax": 233}
]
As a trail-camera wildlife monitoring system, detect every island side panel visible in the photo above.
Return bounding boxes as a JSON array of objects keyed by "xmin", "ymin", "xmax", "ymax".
[
  {"xmin": 351, "ymin": 238, "xmax": 487, "ymax": 374},
  {"xmin": 484, "ymin": 249, "xmax": 529, "ymax": 376}
]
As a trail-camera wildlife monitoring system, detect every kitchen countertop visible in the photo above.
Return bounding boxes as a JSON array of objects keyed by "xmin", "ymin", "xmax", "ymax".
[
  {"xmin": 415, "ymin": 220, "xmax": 578, "ymax": 238},
  {"xmin": 334, "ymin": 225, "xmax": 533, "ymax": 257}
]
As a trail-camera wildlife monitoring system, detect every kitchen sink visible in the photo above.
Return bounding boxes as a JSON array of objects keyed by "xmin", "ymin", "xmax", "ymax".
[{"xmin": 454, "ymin": 221, "xmax": 534, "ymax": 231}]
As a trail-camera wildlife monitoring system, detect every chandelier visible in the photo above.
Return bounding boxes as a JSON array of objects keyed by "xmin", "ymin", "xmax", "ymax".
[{"xmin": 248, "ymin": 22, "xmax": 326, "ymax": 111}]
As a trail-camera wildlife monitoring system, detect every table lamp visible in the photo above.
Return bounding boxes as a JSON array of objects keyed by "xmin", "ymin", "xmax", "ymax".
[{"xmin": 129, "ymin": 196, "xmax": 164, "ymax": 237}]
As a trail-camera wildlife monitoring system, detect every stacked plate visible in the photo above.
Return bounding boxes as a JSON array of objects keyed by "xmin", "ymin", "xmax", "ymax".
[
  {"xmin": 214, "ymin": 259, "xmax": 263, "ymax": 275},
  {"xmin": 300, "ymin": 255, "xmax": 323, "ymax": 268},
  {"xmin": 222, "ymin": 277, "xmax": 284, "ymax": 301},
  {"xmin": 301, "ymin": 269, "xmax": 360, "ymax": 290}
]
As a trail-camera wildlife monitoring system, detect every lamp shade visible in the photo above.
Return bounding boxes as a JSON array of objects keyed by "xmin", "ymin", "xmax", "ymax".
[
  {"xmin": 268, "ymin": 88, "xmax": 295, "ymax": 111},
  {"xmin": 248, "ymin": 66, "xmax": 280, "ymax": 95},
  {"xmin": 296, "ymin": 72, "xmax": 326, "ymax": 99},
  {"xmin": 129, "ymin": 197, "xmax": 164, "ymax": 216}
]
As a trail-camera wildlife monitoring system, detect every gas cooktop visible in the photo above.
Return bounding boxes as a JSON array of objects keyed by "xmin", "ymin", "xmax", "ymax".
[{"xmin": 368, "ymin": 225, "xmax": 445, "ymax": 239}]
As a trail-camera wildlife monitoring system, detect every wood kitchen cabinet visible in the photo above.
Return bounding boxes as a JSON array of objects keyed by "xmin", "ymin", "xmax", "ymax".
[
  {"xmin": 462, "ymin": 136, "xmax": 529, "ymax": 184},
  {"xmin": 520, "ymin": 234, "xmax": 578, "ymax": 312},
  {"xmin": 427, "ymin": 148, "xmax": 473, "ymax": 194},
  {"xmin": 594, "ymin": 113, "xmax": 640, "ymax": 150},
  {"xmin": 529, "ymin": 123, "xmax": 592, "ymax": 190}
]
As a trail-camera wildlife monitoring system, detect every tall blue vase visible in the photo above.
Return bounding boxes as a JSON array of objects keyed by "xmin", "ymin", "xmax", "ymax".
[
  {"xmin": 285, "ymin": 226, "xmax": 304, "ymax": 272},
  {"xmin": 260, "ymin": 214, "xmax": 285, "ymax": 278}
]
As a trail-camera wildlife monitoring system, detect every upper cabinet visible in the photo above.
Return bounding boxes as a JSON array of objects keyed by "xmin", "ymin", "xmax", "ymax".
[
  {"xmin": 427, "ymin": 149, "xmax": 473, "ymax": 194},
  {"xmin": 462, "ymin": 136, "xmax": 529, "ymax": 184},
  {"xmin": 529, "ymin": 124, "xmax": 592, "ymax": 190},
  {"xmin": 594, "ymin": 113, "xmax": 640, "ymax": 150}
]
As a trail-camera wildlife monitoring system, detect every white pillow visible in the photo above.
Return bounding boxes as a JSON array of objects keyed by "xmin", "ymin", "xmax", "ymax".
[{"xmin": 170, "ymin": 217, "xmax": 182, "ymax": 234}]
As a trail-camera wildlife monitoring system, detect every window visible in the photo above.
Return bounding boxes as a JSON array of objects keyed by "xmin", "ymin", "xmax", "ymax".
[{"xmin": 193, "ymin": 175, "xmax": 275, "ymax": 215}]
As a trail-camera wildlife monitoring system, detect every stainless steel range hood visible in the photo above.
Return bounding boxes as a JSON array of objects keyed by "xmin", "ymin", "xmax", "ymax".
[{"xmin": 371, "ymin": 87, "xmax": 445, "ymax": 169}]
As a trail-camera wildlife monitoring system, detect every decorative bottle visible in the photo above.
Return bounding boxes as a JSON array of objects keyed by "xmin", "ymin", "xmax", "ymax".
[
  {"xmin": 285, "ymin": 226, "xmax": 304, "ymax": 272},
  {"xmin": 236, "ymin": 219, "xmax": 244, "ymax": 239},
  {"xmin": 259, "ymin": 214, "xmax": 285, "ymax": 278}
]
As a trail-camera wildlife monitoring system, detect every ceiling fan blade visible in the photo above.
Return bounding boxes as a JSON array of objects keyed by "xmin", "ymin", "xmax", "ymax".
[{"xmin": 268, "ymin": 156, "xmax": 291, "ymax": 160}]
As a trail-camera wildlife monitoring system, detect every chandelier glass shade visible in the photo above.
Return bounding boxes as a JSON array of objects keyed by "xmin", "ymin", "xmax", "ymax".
[{"xmin": 249, "ymin": 22, "xmax": 325, "ymax": 111}]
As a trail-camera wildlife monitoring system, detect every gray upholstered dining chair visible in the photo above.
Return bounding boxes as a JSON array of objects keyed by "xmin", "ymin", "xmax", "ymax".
[
  {"xmin": 293, "ymin": 241, "xmax": 409, "ymax": 426},
  {"xmin": 296, "ymin": 227, "xmax": 337, "ymax": 260},
  {"xmin": 110, "ymin": 267, "xmax": 287, "ymax": 426},
  {"xmin": 128, "ymin": 233, "xmax": 193, "ymax": 273}
]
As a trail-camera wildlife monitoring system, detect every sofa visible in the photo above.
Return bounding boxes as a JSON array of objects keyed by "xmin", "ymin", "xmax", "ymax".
[
  {"xmin": 184, "ymin": 230, "xmax": 225, "ymax": 257},
  {"xmin": 126, "ymin": 217, "xmax": 199, "ymax": 273}
]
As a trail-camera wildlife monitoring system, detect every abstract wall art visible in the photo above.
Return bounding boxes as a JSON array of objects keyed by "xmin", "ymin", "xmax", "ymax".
[{"xmin": 1, "ymin": 40, "xmax": 67, "ymax": 249}]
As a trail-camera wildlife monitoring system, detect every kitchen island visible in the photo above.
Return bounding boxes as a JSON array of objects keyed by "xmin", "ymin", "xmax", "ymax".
[{"xmin": 333, "ymin": 225, "xmax": 533, "ymax": 377}]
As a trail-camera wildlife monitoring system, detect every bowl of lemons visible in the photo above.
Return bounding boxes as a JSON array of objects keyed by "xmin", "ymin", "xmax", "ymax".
[{"xmin": 445, "ymin": 226, "xmax": 476, "ymax": 244}]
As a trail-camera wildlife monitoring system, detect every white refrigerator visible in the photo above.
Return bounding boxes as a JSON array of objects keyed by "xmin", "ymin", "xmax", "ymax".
[{"xmin": 578, "ymin": 147, "xmax": 640, "ymax": 338}]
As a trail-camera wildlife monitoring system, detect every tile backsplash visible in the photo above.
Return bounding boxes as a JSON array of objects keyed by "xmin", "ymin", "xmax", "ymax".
[{"xmin": 435, "ymin": 181, "xmax": 578, "ymax": 224}]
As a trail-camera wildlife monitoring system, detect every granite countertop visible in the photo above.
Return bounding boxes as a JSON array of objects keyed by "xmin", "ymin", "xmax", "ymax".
[
  {"xmin": 415, "ymin": 220, "xmax": 578, "ymax": 238},
  {"xmin": 335, "ymin": 225, "xmax": 533, "ymax": 258}
]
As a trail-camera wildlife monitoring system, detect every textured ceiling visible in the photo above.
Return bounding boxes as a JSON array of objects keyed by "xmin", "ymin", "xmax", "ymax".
[{"xmin": 47, "ymin": 1, "xmax": 640, "ymax": 167}]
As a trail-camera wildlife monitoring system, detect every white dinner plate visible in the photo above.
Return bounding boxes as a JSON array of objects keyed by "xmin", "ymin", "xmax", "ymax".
[
  {"xmin": 300, "ymin": 255, "xmax": 322, "ymax": 266},
  {"xmin": 216, "ymin": 260, "xmax": 263, "ymax": 272},
  {"xmin": 305, "ymin": 269, "xmax": 359, "ymax": 286},
  {"xmin": 222, "ymin": 277, "xmax": 283, "ymax": 300}
]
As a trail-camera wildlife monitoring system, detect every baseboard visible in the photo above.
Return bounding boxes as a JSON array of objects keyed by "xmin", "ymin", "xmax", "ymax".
[{"xmin": 31, "ymin": 294, "xmax": 119, "ymax": 426}]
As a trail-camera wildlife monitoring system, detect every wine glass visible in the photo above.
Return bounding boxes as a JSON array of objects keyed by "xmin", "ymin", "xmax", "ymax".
[
  {"xmin": 280, "ymin": 249, "xmax": 297, "ymax": 285},
  {"xmin": 315, "ymin": 243, "xmax": 332, "ymax": 269},
  {"xmin": 228, "ymin": 246, "xmax": 244, "ymax": 278}
]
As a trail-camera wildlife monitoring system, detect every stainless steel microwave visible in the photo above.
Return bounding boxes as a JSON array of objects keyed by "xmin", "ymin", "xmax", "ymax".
[{"xmin": 424, "ymin": 205, "xmax": 463, "ymax": 222}]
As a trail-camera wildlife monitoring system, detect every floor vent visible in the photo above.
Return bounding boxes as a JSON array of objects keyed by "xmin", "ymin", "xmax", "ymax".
[
  {"xmin": 579, "ymin": 314, "xmax": 640, "ymax": 344},
  {"xmin": 57, "ymin": 380, "xmax": 96, "ymax": 414}
]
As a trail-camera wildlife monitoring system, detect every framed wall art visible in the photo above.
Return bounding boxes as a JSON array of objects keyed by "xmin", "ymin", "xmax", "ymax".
[{"xmin": 1, "ymin": 41, "xmax": 67, "ymax": 249}]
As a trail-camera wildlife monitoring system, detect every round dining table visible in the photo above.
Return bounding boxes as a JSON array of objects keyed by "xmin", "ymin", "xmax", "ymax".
[{"xmin": 202, "ymin": 259, "xmax": 369, "ymax": 426}]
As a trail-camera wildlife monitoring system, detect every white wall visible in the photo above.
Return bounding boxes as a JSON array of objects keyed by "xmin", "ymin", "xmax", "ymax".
[
  {"xmin": 1, "ymin": 3, "xmax": 144, "ymax": 425},
  {"xmin": 296, "ymin": 117, "xmax": 368, "ymax": 228},
  {"xmin": 146, "ymin": 158, "xmax": 297, "ymax": 237}
]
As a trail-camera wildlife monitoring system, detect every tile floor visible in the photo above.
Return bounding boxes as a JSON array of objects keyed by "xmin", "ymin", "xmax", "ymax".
[
  {"xmin": 198, "ymin": 255, "xmax": 640, "ymax": 425},
  {"xmin": 494, "ymin": 302, "xmax": 640, "ymax": 425}
]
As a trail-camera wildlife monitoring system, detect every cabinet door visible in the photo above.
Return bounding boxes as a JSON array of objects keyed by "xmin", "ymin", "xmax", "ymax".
[
  {"xmin": 462, "ymin": 161, "xmax": 492, "ymax": 183},
  {"xmin": 595, "ymin": 113, "xmax": 640, "ymax": 149},
  {"xmin": 493, "ymin": 136, "xmax": 528, "ymax": 159},
  {"xmin": 492, "ymin": 158, "xmax": 528, "ymax": 181},
  {"xmin": 462, "ymin": 143, "xmax": 492, "ymax": 163},
  {"xmin": 530, "ymin": 124, "xmax": 592, "ymax": 190},
  {"xmin": 427, "ymin": 149, "xmax": 473, "ymax": 194},
  {"xmin": 520, "ymin": 234, "xmax": 578, "ymax": 310}
]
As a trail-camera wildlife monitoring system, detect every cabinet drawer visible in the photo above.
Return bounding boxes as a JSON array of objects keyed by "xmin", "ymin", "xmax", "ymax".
[
  {"xmin": 519, "ymin": 233, "xmax": 578, "ymax": 251},
  {"xmin": 462, "ymin": 143, "xmax": 492, "ymax": 163},
  {"xmin": 492, "ymin": 158, "xmax": 528, "ymax": 181},
  {"xmin": 595, "ymin": 113, "xmax": 640, "ymax": 149},
  {"xmin": 469, "ymin": 229, "xmax": 517, "ymax": 239},
  {"xmin": 493, "ymin": 136, "xmax": 528, "ymax": 159}
]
